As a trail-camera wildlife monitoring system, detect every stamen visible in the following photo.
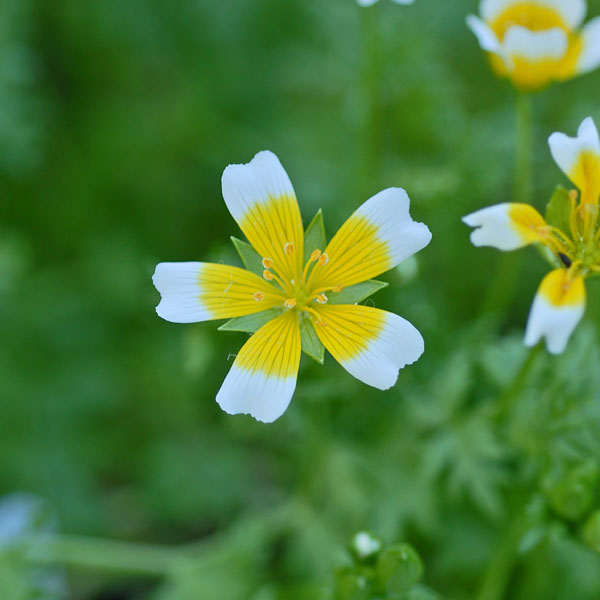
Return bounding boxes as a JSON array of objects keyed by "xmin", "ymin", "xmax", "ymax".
[
  {"xmin": 285, "ymin": 242, "xmax": 295, "ymax": 256},
  {"xmin": 253, "ymin": 292, "xmax": 265, "ymax": 302},
  {"xmin": 331, "ymin": 285, "xmax": 343, "ymax": 293},
  {"xmin": 317, "ymin": 252, "xmax": 329, "ymax": 266},
  {"xmin": 284, "ymin": 298, "xmax": 297, "ymax": 308},
  {"xmin": 263, "ymin": 270, "xmax": 274, "ymax": 281},
  {"xmin": 262, "ymin": 257, "xmax": 274, "ymax": 269},
  {"xmin": 316, "ymin": 318, "xmax": 328, "ymax": 327},
  {"xmin": 310, "ymin": 249, "xmax": 322, "ymax": 262},
  {"xmin": 315, "ymin": 293, "xmax": 328, "ymax": 304}
]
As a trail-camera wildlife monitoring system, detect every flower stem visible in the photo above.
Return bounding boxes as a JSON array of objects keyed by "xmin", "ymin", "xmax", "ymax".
[
  {"xmin": 24, "ymin": 535, "xmax": 182, "ymax": 576},
  {"xmin": 359, "ymin": 2, "xmax": 383, "ymax": 195},
  {"xmin": 481, "ymin": 91, "xmax": 534, "ymax": 315},
  {"xmin": 495, "ymin": 343, "xmax": 542, "ymax": 419}
]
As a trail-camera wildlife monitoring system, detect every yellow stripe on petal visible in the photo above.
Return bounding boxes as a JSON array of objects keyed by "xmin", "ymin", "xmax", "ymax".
[
  {"xmin": 216, "ymin": 310, "xmax": 301, "ymax": 422},
  {"xmin": 508, "ymin": 203, "xmax": 548, "ymax": 243},
  {"xmin": 311, "ymin": 304, "xmax": 424, "ymax": 390},
  {"xmin": 524, "ymin": 269, "xmax": 585, "ymax": 354},
  {"xmin": 153, "ymin": 262, "xmax": 283, "ymax": 323},
  {"xmin": 538, "ymin": 268, "xmax": 585, "ymax": 307},
  {"xmin": 549, "ymin": 118, "xmax": 600, "ymax": 204},
  {"xmin": 308, "ymin": 188, "xmax": 431, "ymax": 293},
  {"xmin": 221, "ymin": 151, "xmax": 304, "ymax": 287}
]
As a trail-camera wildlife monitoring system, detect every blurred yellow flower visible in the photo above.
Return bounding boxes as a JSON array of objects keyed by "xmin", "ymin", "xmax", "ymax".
[
  {"xmin": 464, "ymin": 117, "xmax": 600, "ymax": 354},
  {"xmin": 153, "ymin": 151, "xmax": 431, "ymax": 422},
  {"xmin": 467, "ymin": 0, "xmax": 600, "ymax": 90}
]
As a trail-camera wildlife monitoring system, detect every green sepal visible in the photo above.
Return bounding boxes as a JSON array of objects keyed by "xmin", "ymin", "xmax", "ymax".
[
  {"xmin": 545, "ymin": 186, "xmax": 572, "ymax": 237},
  {"xmin": 299, "ymin": 315, "xmax": 324, "ymax": 364},
  {"xmin": 535, "ymin": 243, "xmax": 561, "ymax": 269},
  {"xmin": 218, "ymin": 308, "xmax": 283, "ymax": 333},
  {"xmin": 328, "ymin": 280, "xmax": 388, "ymax": 305},
  {"xmin": 231, "ymin": 236, "xmax": 263, "ymax": 277},
  {"xmin": 303, "ymin": 209, "xmax": 327, "ymax": 264}
]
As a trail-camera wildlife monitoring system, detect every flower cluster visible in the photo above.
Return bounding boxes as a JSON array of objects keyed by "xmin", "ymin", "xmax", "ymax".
[{"xmin": 464, "ymin": 117, "xmax": 600, "ymax": 354}]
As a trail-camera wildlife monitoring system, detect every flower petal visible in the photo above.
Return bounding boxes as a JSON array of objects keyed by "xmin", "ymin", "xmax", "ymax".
[
  {"xmin": 577, "ymin": 16, "xmax": 600, "ymax": 75},
  {"xmin": 524, "ymin": 269, "xmax": 585, "ymax": 354},
  {"xmin": 549, "ymin": 117, "xmax": 600, "ymax": 204},
  {"xmin": 504, "ymin": 26, "xmax": 568, "ymax": 61},
  {"xmin": 221, "ymin": 151, "xmax": 304, "ymax": 285},
  {"xmin": 216, "ymin": 310, "xmax": 301, "ymax": 423},
  {"xmin": 308, "ymin": 188, "xmax": 431, "ymax": 292},
  {"xmin": 481, "ymin": 0, "xmax": 586, "ymax": 30},
  {"xmin": 466, "ymin": 14, "xmax": 505, "ymax": 57},
  {"xmin": 311, "ymin": 305, "xmax": 424, "ymax": 390},
  {"xmin": 357, "ymin": 0, "xmax": 379, "ymax": 5},
  {"xmin": 153, "ymin": 262, "xmax": 283, "ymax": 323},
  {"xmin": 462, "ymin": 203, "xmax": 547, "ymax": 251}
]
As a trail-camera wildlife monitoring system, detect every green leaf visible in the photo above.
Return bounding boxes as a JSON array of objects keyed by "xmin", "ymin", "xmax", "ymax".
[
  {"xmin": 299, "ymin": 315, "xmax": 324, "ymax": 364},
  {"xmin": 545, "ymin": 186, "xmax": 572, "ymax": 237},
  {"xmin": 303, "ymin": 209, "xmax": 327, "ymax": 264},
  {"xmin": 328, "ymin": 280, "xmax": 388, "ymax": 305},
  {"xmin": 231, "ymin": 237, "xmax": 263, "ymax": 276},
  {"xmin": 218, "ymin": 308, "xmax": 283, "ymax": 333}
]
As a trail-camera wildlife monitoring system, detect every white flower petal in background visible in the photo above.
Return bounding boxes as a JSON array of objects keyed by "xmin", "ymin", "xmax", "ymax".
[
  {"xmin": 462, "ymin": 203, "xmax": 547, "ymax": 251},
  {"xmin": 524, "ymin": 270, "xmax": 586, "ymax": 354},
  {"xmin": 578, "ymin": 16, "xmax": 600, "ymax": 74},
  {"xmin": 466, "ymin": 15, "xmax": 505, "ymax": 57},
  {"xmin": 480, "ymin": 0, "xmax": 586, "ymax": 30},
  {"xmin": 503, "ymin": 26, "xmax": 568, "ymax": 62},
  {"xmin": 357, "ymin": 0, "xmax": 414, "ymax": 6}
]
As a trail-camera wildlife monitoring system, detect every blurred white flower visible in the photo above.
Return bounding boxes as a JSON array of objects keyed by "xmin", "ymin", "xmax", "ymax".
[{"xmin": 357, "ymin": 0, "xmax": 414, "ymax": 6}]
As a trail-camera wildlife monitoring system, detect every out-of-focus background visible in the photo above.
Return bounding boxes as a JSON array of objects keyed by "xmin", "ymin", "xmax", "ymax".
[{"xmin": 2, "ymin": 0, "xmax": 600, "ymax": 598}]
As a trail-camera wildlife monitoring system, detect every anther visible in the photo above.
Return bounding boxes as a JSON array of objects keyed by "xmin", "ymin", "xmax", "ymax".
[
  {"xmin": 317, "ymin": 252, "xmax": 329, "ymax": 266},
  {"xmin": 284, "ymin": 298, "xmax": 297, "ymax": 308},
  {"xmin": 316, "ymin": 293, "xmax": 328, "ymax": 304},
  {"xmin": 262, "ymin": 257, "xmax": 274, "ymax": 269},
  {"xmin": 253, "ymin": 292, "xmax": 265, "ymax": 302},
  {"xmin": 331, "ymin": 285, "xmax": 343, "ymax": 293},
  {"xmin": 285, "ymin": 242, "xmax": 295, "ymax": 256},
  {"xmin": 310, "ymin": 249, "xmax": 322, "ymax": 262},
  {"xmin": 569, "ymin": 189, "xmax": 579, "ymax": 202},
  {"xmin": 316, "ymin": 318, "xmax": 328, "ymax": 327},
  {"xmin": 263, "ymin": 270, "xmax": 274, "ymax": 281}
]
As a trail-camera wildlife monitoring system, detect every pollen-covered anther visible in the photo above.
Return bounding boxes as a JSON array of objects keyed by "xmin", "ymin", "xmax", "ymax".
[
  {"xmin": 315, "ymin": 293, "xmax": 328, "ymax": 304},
  {"xmin": 569, "ymin": 190, "xmax": 579, "ymax": 202},
  {"xmin": 331, "ymin": 285, "xmax": 343, "ymax": 293},
  {"xmin": 253, "ymin": 292, "xmax": 265, "ymax": 302},
  {"xmin": 262, "ymin": 257, "xmax": 274, "ymax": 269},
  {"xmin": 284, "ymin": 298, "xmax": 297, "ymax": 308},
  {"xmin": 263, "ymin": 269, "xmax": 274, "ymax": 281},
  {"xmin": 317, "ymin": 252, "xmax": 329, "ymax": 266},
  {"xmin": 315, "ymin": 317, "xmax": 328, "ymax": 327},
  {"xmin": 309, "ymin": 249, "xmax": 322, "ymax": 262},
  {"xmin": 284, "ymin": 242, "xmax": 295, "ymax": 256}
]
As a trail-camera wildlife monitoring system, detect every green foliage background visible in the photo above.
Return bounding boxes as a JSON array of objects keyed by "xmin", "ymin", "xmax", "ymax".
[{"xmin": 2, "ymin": 0, "xmax": 600, "ymax": 598}]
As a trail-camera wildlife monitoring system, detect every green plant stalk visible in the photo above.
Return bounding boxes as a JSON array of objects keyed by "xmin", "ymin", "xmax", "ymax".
[
  {"xmin": 23, "ymin": 535, "xmax": 182, "ymax": 576},
  {"xmin": 495, "ymin": 342, "xmax": 542, "ymax": 419},
  {"xmin": 359, "ymin": 2, "xmax": 383, "ymax": 195},
  {"xmin": 475, "ymin": 511, "xmax": 527, "ymax": 600},
  {"xmin": 481, "ymin": 91, "xmax": 533, "ymax": 315}
]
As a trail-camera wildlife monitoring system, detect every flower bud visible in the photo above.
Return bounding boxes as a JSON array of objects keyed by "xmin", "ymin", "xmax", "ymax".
[
  {"xmin": 349, "ymin": 531, "xmax": 383, "ymax": 563},
  {"xmin": 334, "ymin": 567, "xmax": 371, "ymax": 600},
  {"xmin": 377, "ymin": 543, "xmax": 424, "ymax": 593}
]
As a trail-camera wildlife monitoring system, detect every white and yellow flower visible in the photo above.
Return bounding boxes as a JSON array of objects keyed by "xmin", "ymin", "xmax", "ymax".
[
  {"xmin": 153, "ymin": 151, "xmax": 431, "ymax": 422},
  {"xmin": 463, "ymin": 116, "xmax": 600, "ymax": 354},
  {"xmin": 467, "ymin": 0, "xmax": 600, "ymax": 90}
]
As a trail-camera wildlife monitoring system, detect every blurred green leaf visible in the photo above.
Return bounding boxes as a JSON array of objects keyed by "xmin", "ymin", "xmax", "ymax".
[
  {"xmin": 231, "ymin": 237, "xmax": 264, "ymax": 276},
  {"xmin": 328, "ymin": 280, "xmax": 388, "ymax": 305},
  {"xmin": 545, "ymin": 186, "xmax": 572, "ymax": 238},
  {"xmin": 299, "ymin": 315, "xmax": 324, "ymax": 364}
]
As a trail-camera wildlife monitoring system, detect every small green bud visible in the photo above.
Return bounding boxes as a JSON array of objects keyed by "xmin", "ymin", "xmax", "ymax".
[
  {"xmin": 582, "ymin": 511, "xmax": 600, "ymax": 553},
  {"xmin": 349, "ymin": 531, "xmax": 383, "ymax": 563},
  {"xmin": 377, "ymin": 543, "xmax": 424, "ymax": 593},
  {"xmin": 544, "ymin": 462, "xmax": 599, "ymax": 521},
  {"xmin": 334, "ymin": 567, "xmax": 371, "ymax": 600}
]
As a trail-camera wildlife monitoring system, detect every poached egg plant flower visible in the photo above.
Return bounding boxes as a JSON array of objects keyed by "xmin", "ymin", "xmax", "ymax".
[
  {"xmin": 463, "ymin": 117, "xmax": 600, "ymax": 354},
  {"xmin": 467, "ymin": 0, "xmax": 600, "ymax": 90},
  {"xmin": 153, "ymin": 151, "xmax": 431, "ymax": 422}
]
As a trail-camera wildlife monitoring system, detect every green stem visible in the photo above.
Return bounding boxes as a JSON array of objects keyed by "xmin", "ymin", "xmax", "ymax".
[
  {"xmin": 480, "ymin": 91, "xmax": 534, "ymax": 315},
  {"xmin": 359, "ymin": 2, "xmax": 383, "ymax": 195},
  {"xmin": 24, "ymin": 535, "xmax": 183, "ymax": 576},
  {"xmin": 495, "ymin": 343, "xmax": 542, "ymax": 419},
  {"xmin": 475, "ymin": 511, "xmax": 527, "ymax": 600}
]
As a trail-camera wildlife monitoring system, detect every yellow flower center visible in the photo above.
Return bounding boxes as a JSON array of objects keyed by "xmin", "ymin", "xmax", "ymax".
[{"xmin": 254, "ymin": 242, "xmax": 344, "ymax": 323}]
